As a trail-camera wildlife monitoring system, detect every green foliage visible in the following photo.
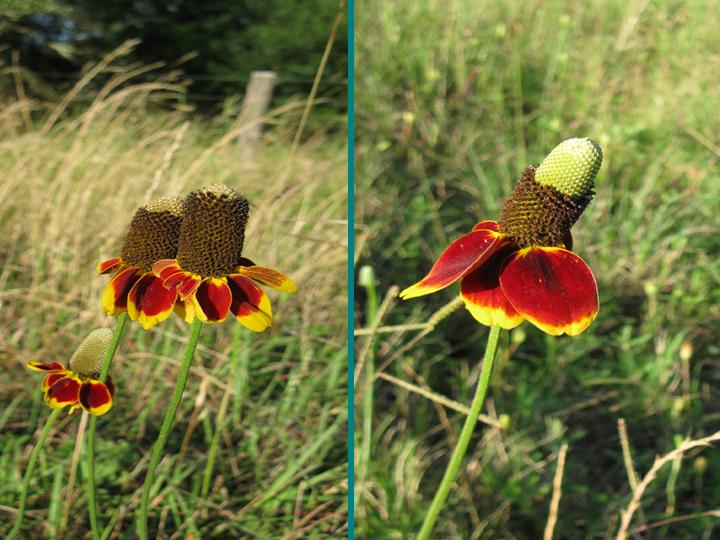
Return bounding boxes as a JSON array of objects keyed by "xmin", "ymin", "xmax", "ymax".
[{"xmin": 356, "ymin": 0, "xmax": 720, "ymax": 537}]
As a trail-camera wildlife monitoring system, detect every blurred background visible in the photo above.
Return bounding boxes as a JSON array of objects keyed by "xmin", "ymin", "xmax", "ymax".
[
  {"xmin": 0, "ymin": 1, "xmax": 347, "ymax": 538},
  {"xmin": 355, "ymin": 0, "xmax": 720, "ymax": 538}
]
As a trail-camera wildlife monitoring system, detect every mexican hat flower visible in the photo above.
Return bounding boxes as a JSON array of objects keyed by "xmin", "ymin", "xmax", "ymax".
[
  {"xmin": 152, "ymin": 184, "xmax": 297, "ymax": 331},
  {"xmin": 27, "ymin": 329, "xmax": 115, "ymax": 416},
  {"xmin": 400, "ymin": 138, "xmax": 602, "ymax": 336},
  {"xmin": 98, "ymin": 197, "xmax": 183, "ymax": 329}
]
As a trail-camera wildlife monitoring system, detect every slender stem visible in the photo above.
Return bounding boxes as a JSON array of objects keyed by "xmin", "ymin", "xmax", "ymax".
[
  {"xmin": 138, "ymin": 319, "xmax": 203, "ymax": 540},
  {"xmin": 416, "ymin": 325, "xmax": 502, "ymax": 540},
  {"xmin": 8, "ymin": 408, "xmax": 62, "ymax": 540},
  {"xmin": 86, "ymin": 314, "xmax": 128, "ymax": 540}
]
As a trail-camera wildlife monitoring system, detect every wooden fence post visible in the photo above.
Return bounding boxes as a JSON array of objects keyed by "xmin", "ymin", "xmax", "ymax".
[{"xmin": 238, "ymin": 70, "xmax": 278, "ymax": 150}]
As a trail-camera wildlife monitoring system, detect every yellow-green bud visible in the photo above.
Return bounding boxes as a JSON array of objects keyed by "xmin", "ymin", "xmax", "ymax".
[
  {"xmin": 68, "ymin": 328, "xmax": 113, "ymax": 378},
  {"xmin": 534, "ymin": 138, "xmax": 603, "ymax": 198}
]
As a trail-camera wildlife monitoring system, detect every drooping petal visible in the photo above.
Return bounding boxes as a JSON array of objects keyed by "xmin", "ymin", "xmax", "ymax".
[
  {"xmin": 27, "ymin": 361, "xmax": 66, "ymax": 373},
  {"xmin": 236, "ymin": 265, "xmax": 298, "ymax": 293},
  {"xmin": 460, "ymin": 246, "xmax": 523, "ymax": 330},
  {"xmin": 227, "ymin": 274, "xmax": 273, "ymax": 332},
  {"xmin": 399, "ymin": 229, "xmax": 507, "ymax": 299},
  {"xmin": 78, "ymin": 380, "xmax": 113, "ymax": 416},
  {"xmin": 127, "ymin": 273, "xmax": 178, "ymax": 329},
  {"xmin": 499, "ymin": 247, "xmax": 598, "ymax": 336},
  {"xmin": 472, "ymin": 220, "xmax": 500, "ymax": 232},
  {"xmin": 152, "ymin": 259, "xmax": 183, "ymax": 281},
  {"xmin": 102, "ymin": 266, "xmax": 141, "ymax": 315},
  {"xmin": 42, "ymin": 373, "xmax": 68, "ymax": 392},
  {"xmin": 177, "ymin": 275, "xmax": 202, "ymax": 299},
  {"xmin": 174, "ymin": 297, "xmax": 195, "ymax": 323},
  {"xmin": 191, "ymin": 278, "xmax": 233, "ymax": 323},
  {"xmin": 97, "ymin": 257, "xmax": 123, "ymax": 274},
  {"xmin": 45, "ymin": 375, "xmax": 81, "ymax": 409}
]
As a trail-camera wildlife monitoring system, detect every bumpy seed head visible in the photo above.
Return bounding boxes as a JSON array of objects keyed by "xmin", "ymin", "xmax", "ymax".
[
  {"xmin": 176, "ymin": 184, "xmax": 250, "ymax": 277},
  {"xmin": 68, "ymin": 328, "xmax": 113, "ymax": 378},
  {"xmin": 534, "ymin": 137, "xmax": 602, "ymax": 198},
  {"xmin": 120, "ymin": 197, "xmax": 183, "ymax": 272},
  {"xmin": 498, "ymin": 138, "xmax": 603, "ymax": 247}
]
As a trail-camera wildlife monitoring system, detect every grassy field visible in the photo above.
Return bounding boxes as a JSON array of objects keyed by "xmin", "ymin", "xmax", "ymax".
[
  {"xmin": 0, "ymin": 56, "xmax": 348, "ymax": 538},
  {"xmin": 355, "ymin": 0, "xmax": 720, "ymax": 538}
]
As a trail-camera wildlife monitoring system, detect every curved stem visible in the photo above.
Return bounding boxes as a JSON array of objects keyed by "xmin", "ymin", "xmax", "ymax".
[
  {"xmin": 87, "ymin": 313, "xmax": 128, "ymax": 540},
  {"xmin": 416, "ymin": 324, "xmax": 502, "ymax": 540},
  {"xmin": 7, "ymin": 408, "xmax": 62, "ymax": 540},
  {"xmin": 138, "ymin": 319, "xmax": 203, "ymax": 540}
]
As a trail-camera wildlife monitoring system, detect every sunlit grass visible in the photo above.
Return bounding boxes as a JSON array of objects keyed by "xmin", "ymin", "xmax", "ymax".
[
  {"xmin": 0, "ymin": 51, "xmax": 347, "ymax": 538},
  {"xmin": 356, "ymin": 0, "xmax": 720, "ymax": 537}
]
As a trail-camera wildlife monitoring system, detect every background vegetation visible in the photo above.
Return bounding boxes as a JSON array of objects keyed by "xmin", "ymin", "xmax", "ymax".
[
  {"xmin": 0, "ymin": 36, "xmax": 347, "ymax": 539},
  {"xmin": 355, "ymin": 0, "xmax": 720, "ymax": 538}
]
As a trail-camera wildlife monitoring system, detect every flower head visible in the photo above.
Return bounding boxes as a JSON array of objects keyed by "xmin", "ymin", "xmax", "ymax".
[
  {"xmin": 27, "ymin": 329, "xmax": 115, "ymax": 415},
  {"xmin": 400, "ymin": 138, "xmax": 602, "ymax": 336},
  {"xmin": 152, "ymin": 185, "xmax": 297, "ymax": 330},
  {"xmin": 99, "ymin": 197, "xmax": 183, "ymax": 329}
]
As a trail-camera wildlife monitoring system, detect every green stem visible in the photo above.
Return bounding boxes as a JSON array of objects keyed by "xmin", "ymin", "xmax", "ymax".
[
  {"xmin": 138, "ymin": 319, "xmax": 203, "ymax": 540},
  {"xmin": 416, "ymin": 325, "xmax": 502, "ymax": 540},
  {"xmin": 87, "ymin": 314, "xmax": 128, "ymax": 540},
  {"xmin": 8, "ymin": 408, "xmax": 62, "ymax": 540}
]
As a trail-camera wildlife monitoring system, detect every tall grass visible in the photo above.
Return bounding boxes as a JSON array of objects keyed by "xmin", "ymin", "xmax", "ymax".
[
  {"xmin": 356, "ymin": 0, "xmax": 720, "ymax": 538},
  {"xmin": 0, "ymin": 49, "xmax": 347, "ymax": 538}
]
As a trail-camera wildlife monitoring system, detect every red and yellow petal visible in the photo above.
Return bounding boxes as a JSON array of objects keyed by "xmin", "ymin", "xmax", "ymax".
[
  {"xmin": 78, "ymin": 380, "xmax": 113, "ymax": 416},
  {"xmin": 227, "ymin": 274, "xmax": 273, "ymax": 332},
  {"xmin": 102, "ymin": 266, "xmax": 141, "ymax": 315},
  {"xmin": 27, "ymin": 360, "xmax": 66, "ymax": 373},
  {"xmin": 45, "ymin": 375, "xmax": 82, "ymax": 409},
  {"xmin": 236, "ymin": 265, "xmax": 298, "ymax": 293},
  {"xmin": 191, "ymin": 278, "xmax": 233, "ymax": 323},
  {"xmin": 499, "ymin": 247, "xmax": 598, "ymax": 336},
  {"xmin": 472, "ymin": 220, "xmax": 500, "ymax": 232},
  {"xmin": 127, "ymin": 273, "xmax": 178, "ymax": 329},
  {"xmin": 152, "ymin": 259, "xmax": 182, "ymax": 281},
  {"xmin": 399, "ymin": 229, "xmax": 507, "ymax": 300},
  {"xmin": 460, "ymin": 246, "xmax": 524, "ymax": 330},
  {"xmin": 97, "ymin": 257, "xmax": 123, "ymax": 275},
  {"xmin": 174, "ymin": 297, "xmax": 195, "ymax": 323},
  {"xmin": 42, "ymin": 372, "xmax": 68, "ymax": 392}
]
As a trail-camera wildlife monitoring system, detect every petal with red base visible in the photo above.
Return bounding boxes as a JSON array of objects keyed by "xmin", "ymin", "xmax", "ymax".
[
  {"xmin": 127, "ymin": 273, "xmax": 178, "ymax": 329},
  {"xmin": 79, "ymin": 380, "xmax": 113, "ymax": 416},
  {"xmin": 97, "ymin": 257, "xmax": 123, "ymax": 274},
  {"xmin": 499, "ymin": 247, "xmax": 598, "ymax": 336},
  {"xmin": 45, "ymin": 375, "xmax": 81, "ymax": 409},
  {"xmin": 236, "ymin": 265, "xmax": 298, "ymax": 293},
  {"xmin": 472, "ymin": 220, "xmax": 500, "ymax": 232},
  {"xmin": 460, "ymin": 246, "xmax": 523, "ymax": 330},
  {"xmin": 42, "ymin": 372, "xmax": 68, "ymax": 392},
  {"xmin": 227, "ymin": 274, "xmax": 273, "ymax": 332},
  {"xmin": 399, "ymin": 229, "xmax": 507, "ymax": 299},
  {"xmin": 102, "ymin": 266, "xmax": 141, "ymax": 315},
  {"xmin": 152, "ymin": 259, "xmax": 182, "ymax": 281},
  {"xmin": 191, "ymin": 278, "xmax": 233, "ymax": 323},
  {"xmin": 27, "ymin": 361, "xmax": 66, "ymax": 373}
]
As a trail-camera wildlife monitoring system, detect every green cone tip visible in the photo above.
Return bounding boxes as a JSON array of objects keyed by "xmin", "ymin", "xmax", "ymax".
[
  {"xmin": 534, "ymin": 137, "xmax": 603, "ymax": 198},
  {"xmin": 68, "ymin": 328, "xmax": 113, "ymax": 377}
]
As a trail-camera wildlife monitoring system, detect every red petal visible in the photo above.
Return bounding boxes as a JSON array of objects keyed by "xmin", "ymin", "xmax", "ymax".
[
  {"xmin": 472, "ymin": 220, "xmax": 500, "ymax": 232},
  {"xmin": 27, "ymin": 361, "xmax": 66, "ymax": 373},
  {"xmin": 399, "ymin": 229, "xmax": 507, "ymax": 299},
  {"xmin": 97, "ymin": 257, "xmax": 123, "ymax": 274},
  {"xmin": 102, "ymin": 266, "xmax": 140, "ymax": 315},
  {"xmin": 500, "ymin": 247, "xmax": 598, "ymax": 336},
  {"xmin": 152, "ymin": 259, "xmax": 182, "ymax": 280},
  {"xmin": 177, "ymin": 275, "xmax": 201, "ymax": 299},
  {"xmin": 42, "ymin": 373, "xmax": 67, "ymax": 392},
  {"xmin": 192, "ymin": 278, "xmax": 232, "ymax": 322},
  {"xmin": 79, "ymin": 380, "xmax": 113, "ymax": 416},
  {"xmin": 127, "ymin": 273, "xmax": 178, "ymax": 329},
  {"xmin": 236, "ymin": 265, "xmax": 297, "ymax": 293},
  {"xmin": 162, "ymin": 270, "xmax": 191, "ymax": 289},
  {"xmin": 460, "ymin": 246, "xmax": 523, "ymax": 329},
  {"xmin": 46, "ymin": 375, "xmax": 81, "ymax": 408},
  {"xmin": 227, "ymin": 274, "xmax": 273, "ymax": 332}
]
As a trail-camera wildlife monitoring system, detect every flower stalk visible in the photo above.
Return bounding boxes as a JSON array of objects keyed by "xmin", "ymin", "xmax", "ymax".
[
  {"xmin": 416, "ymin": 325, "xmax": 502, "ymax": 540},
  {"xmin": 138, "ymin": 318, "xmax": 203, "ymax": 540}
]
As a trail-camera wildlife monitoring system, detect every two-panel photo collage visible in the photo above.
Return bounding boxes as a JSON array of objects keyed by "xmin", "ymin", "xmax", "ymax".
[{"xmin": 1, "ymin": 1, "xmax": 719, "ymax": 539}]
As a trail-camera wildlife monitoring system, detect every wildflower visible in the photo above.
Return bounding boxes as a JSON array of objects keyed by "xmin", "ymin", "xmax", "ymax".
[
  {"xmin": 27, "ymin": 329, "xmax": 115, "ymax": 416},
  {"xmin": 98, "ymin": 197, "xmax": 183, "ymax": 329},
  {"xmin": 152, "ymin": 185, "xmax": 297, "ymax": 331},
  {"xmin": 400, "ymin": 138, "xmax": 602, "ymax": 336}
]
